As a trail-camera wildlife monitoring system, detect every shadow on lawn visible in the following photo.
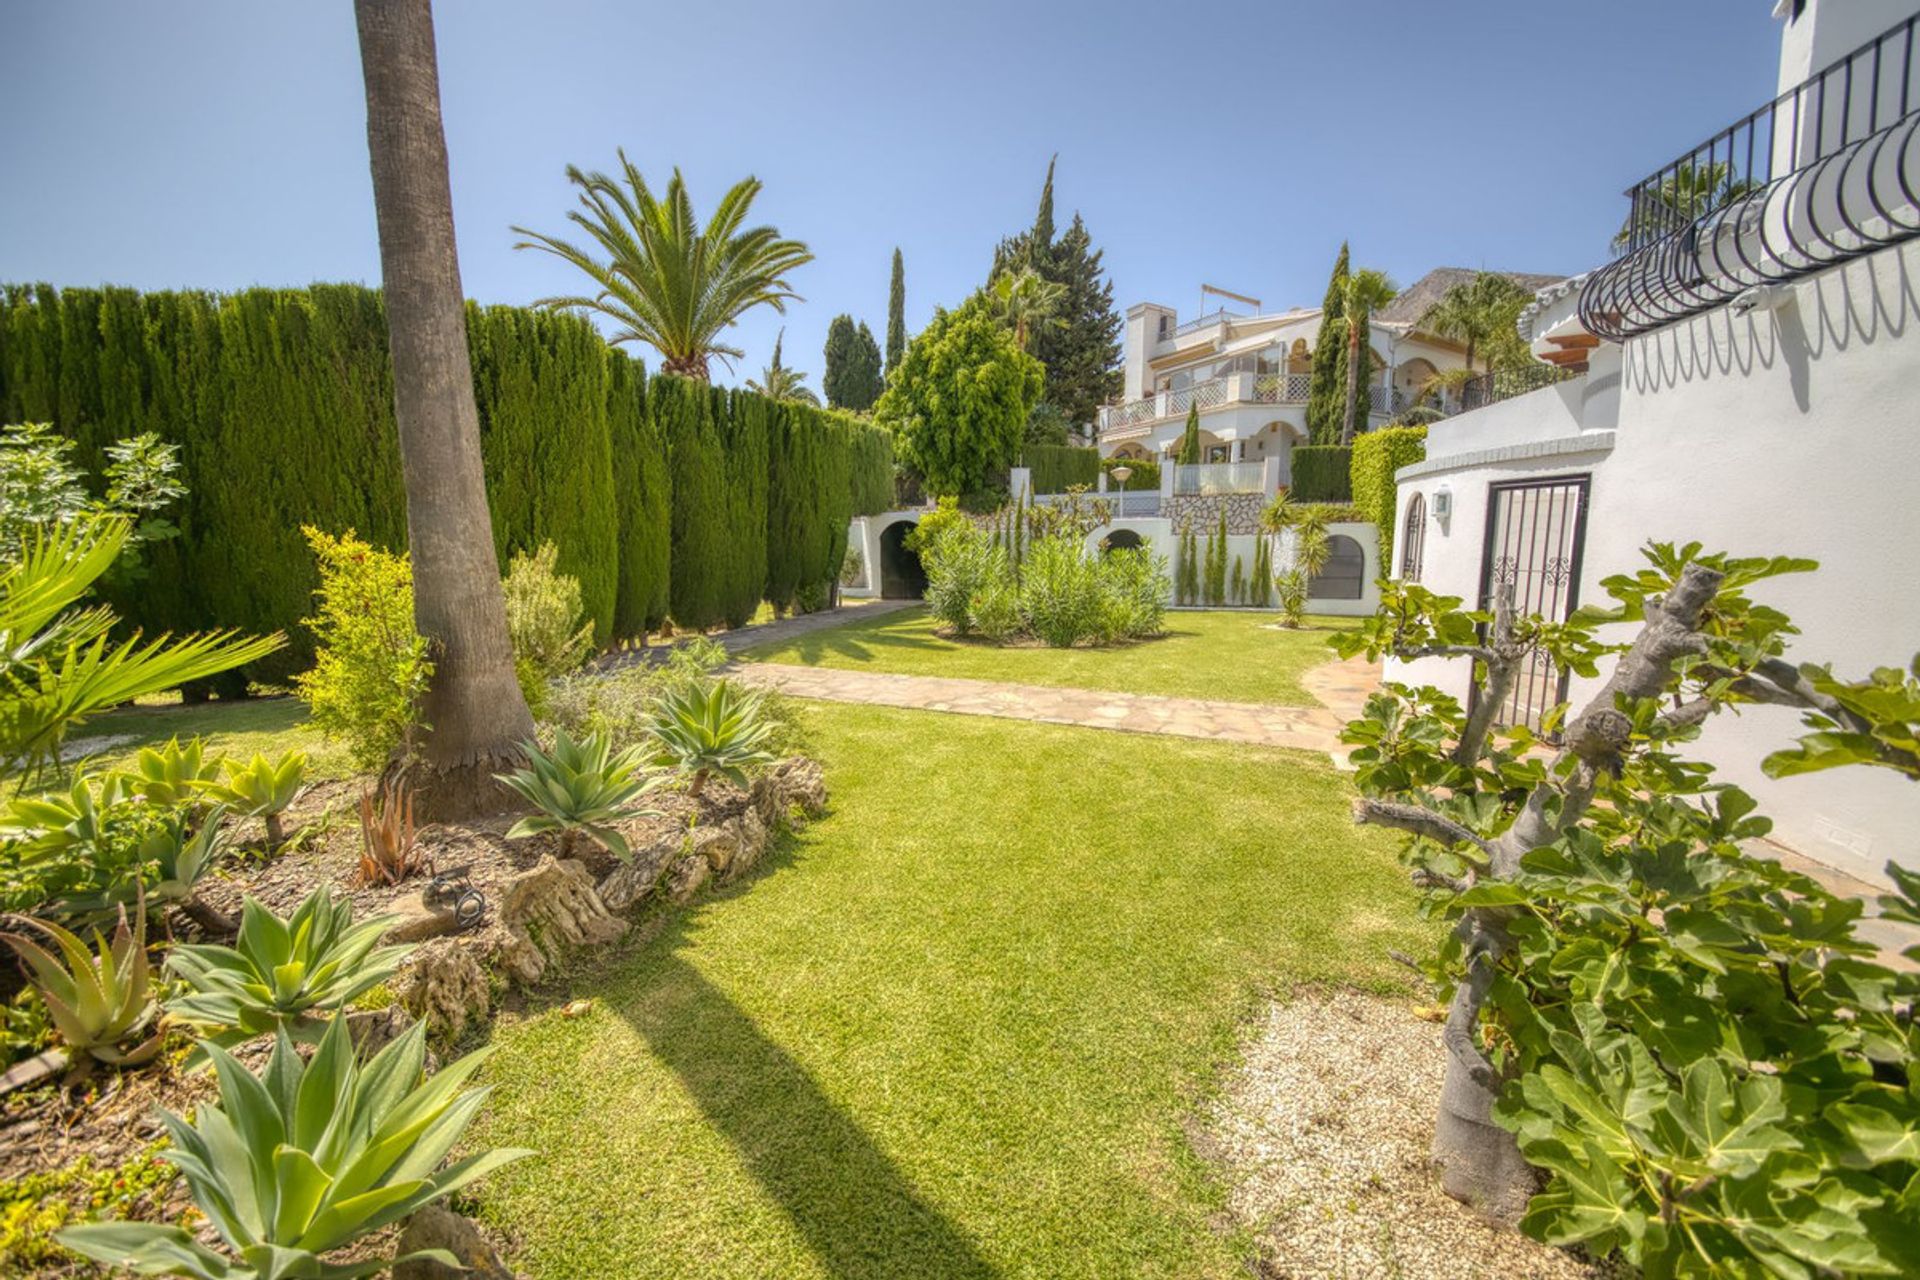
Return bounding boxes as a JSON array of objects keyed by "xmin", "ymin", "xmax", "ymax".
[{"xmin": 612, "ymin": 948, "xmax": 997, "ymax": 1279}]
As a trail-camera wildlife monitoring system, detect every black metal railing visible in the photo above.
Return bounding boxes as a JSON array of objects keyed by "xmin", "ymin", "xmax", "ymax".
[
  {"xmin": 1458, "ymin": 363, "xmax": 1580, "ymax": 412},
  {"xmin": 1580, "ymin": 12, "xmax": 1920, "ymax": 340}
]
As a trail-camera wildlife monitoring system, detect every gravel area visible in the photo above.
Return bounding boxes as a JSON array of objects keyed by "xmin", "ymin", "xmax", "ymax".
[{"xmin": 1201, "ymin": 988, "xmax": 1617, "ymax": 1280}]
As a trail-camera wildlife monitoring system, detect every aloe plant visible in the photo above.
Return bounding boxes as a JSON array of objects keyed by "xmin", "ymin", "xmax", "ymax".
[
  {"xmin": 645, "ymin": 679, "xmax": 777, "ymax": 798},
  {"xmin": 124, "ymin": 736, "xmax": 222, "ymax": 810},
  {"xmin": 165, "ymin": 887, "xmax": 408, "ymax": 1043},
  {"xmin": 198, "ymin": 749, "xmax": 306, "ymax": 848},
  {"xmin": 56, "ymin": 1014, "xmax": 531, "ymax": 1279},
  {"xmin": 355, "ymin": 778, "xmax": 426, "ymax": 887},
  {"xmin": 496, "ymin": 727, "xmax": 663, "ymax": 860},
  {"xmin": 0, "ymin": 898, "xmax": 161, "ymax": 1068}
]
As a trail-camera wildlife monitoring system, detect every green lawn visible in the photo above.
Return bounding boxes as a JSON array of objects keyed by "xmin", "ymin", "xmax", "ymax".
[
  {"xmin": 72, "ymin": 694, "xmax": 351, "ymax": 780},
  {"xmin": 738, "ymin": 607, "xmax": 1359, "ymax": 705},
  {"xmin": 468, "ymin": 701, "xmax": 1426, "ymax": 1278}
]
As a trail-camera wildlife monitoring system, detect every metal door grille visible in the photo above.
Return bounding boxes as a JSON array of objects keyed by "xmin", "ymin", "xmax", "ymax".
[{"xmin": 1475, "ymin": 477, "xmax": 1589, "ymax": 738}]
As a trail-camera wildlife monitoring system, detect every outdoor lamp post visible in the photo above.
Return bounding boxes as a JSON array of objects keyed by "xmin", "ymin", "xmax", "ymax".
[{"xmin": 1110, "ymin": 464, "xmax": 1133, "ymax": 516}]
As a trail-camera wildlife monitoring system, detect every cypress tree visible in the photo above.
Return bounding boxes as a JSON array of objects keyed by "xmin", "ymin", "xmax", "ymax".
[
  {"xmin": 655, "ymin": 374, "xmax": 726, "ymax": 630},
  {"xmin": 824, "ymin": 316, "xmax": 883, "ymax": 412},
  {"xmin": 1178, "ymin": 404, "xmax": 1202, "ymax": 465},
  {"xmin": 1307, "ymin": 244, "xmax": 1351, "ymax": 445},
  {"xmin": 717, "ymin": 386, "xmax": 770, "ymax": 627},
  {"xmin": 886, "ymin": 248, "xmax": 906, "ymax": 373}
]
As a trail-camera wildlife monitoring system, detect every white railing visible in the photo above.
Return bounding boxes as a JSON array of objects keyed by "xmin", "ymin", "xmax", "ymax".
[
  {"xmin": 1173, "ymin": 461, "xmax": 1265, "ymax": 496},
  {"xmin": 1251, "ymin": 372, "xmax": 1311, "ymax": 404},
  {"xmin": 1165, "ymin": 378, "xmax": 1228, "ymax": 416}
]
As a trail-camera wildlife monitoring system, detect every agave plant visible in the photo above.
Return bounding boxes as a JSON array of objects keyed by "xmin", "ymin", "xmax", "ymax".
[
  {"xmin": 56, "ymin": 1014, "xmax": 531, "ymax": 1279},
  {"xmin": 124, "ymin": 736, "xmax": 222, "ymax": 811},
  {"xmin": 165, "ymin": 887, "xmax": 408, "ymax": 1043},
  {"xmin": 496, "ymin": 727, "xmax": 663, "ymax": 860},
  {"xmin": 645, "ymin": 679, "xmax": 777, "ymax": 798},
  {"xmin": 355, "ymin": 778, "xmax": 427, "ymax": 887},
  {"xmin": 0, "ymin": 770, "xmax": 154, "ymax": 911},
  {"xmin": 0, "ymin": 896, "xmax": 161, "ymax": 1068},
  {"xmin": 198, "ymin": 749, "xmax": 306, "ymax": 849}
]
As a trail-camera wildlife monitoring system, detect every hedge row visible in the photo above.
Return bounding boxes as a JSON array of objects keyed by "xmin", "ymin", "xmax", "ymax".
[
  {"xmin": 1021, "ymin": 443, "xmax": 1099, "ymax": 494},
  {"xmin": 1289, "ymin": 445, "xmax": 1353, "ymax": 503},
  {"xmin": 1100, "ymin": 455, "xmax": 1160, "ymax": 491},
  {"xmin": 0, "ymin": 283, "xmax": 892, "ymax": 679},
  {"xmin": 1350, "ymin": 426, "xmax": 1427, "ymax": 570}
]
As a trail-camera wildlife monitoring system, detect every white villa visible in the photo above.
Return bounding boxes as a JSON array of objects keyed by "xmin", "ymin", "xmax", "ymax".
[
  {"xmin": 1095, "ymin": 269, "xmax": 1560, "ymax": 476},
  {"xmin": 1388, "ymin": 0, "xmax": 1920, "ymax": 882}
]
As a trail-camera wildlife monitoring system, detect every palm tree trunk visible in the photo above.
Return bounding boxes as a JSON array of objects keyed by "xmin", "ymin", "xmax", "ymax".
[
  {"xmin": 354, "ymin": 0, "xmax": 534, "ymax": 821},
  {"xmin": 1341, "ymin": 322, "xmax": 1361, "ymax": 446}
]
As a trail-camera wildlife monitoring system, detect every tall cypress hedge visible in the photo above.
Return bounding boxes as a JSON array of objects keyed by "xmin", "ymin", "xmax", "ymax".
[
  {"xmin": 605, "ymin": 353, "xmax": 670, "ymax": 635},
  {"xmin": 1022, "ymin": 443, "xmax": 1098, "ymax": 494},
  {"xmin": 0, "ymin": 282, "xmax": 891, "ymax": 663}
]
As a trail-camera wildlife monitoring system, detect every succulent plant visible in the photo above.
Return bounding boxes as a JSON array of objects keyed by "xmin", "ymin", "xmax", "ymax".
[
  {"xmin": 645, "ymin": 679, "xmax": 777, "ymax": 798},
  {"xmin": 56, "ymin": 1013, "xmax": 531, "ymax": 1279},
  {"xmin": 57, "ymin": 806, "xmax": 233, "ymax": 933},
  {"xmin": 123, "ymin": 736, "xmax": 222, "ymax": 811},
  {"xmin": 0, "ymin": 897, "xmax": 161, "ymax": 1068},
  {"xmin": 497, "ymin": 727, "xmax": 663, "ymax": 860},
  {"xmin": 197, "ymin": 749, "xmax": 306, "ymax": 849},
  {"xmin": 165, "ymin": 887, "xmax": 408, "ymax": 1043},
  {"xmin": 355, "ymin": 778, "xmax": 427, "ymax": 887}
]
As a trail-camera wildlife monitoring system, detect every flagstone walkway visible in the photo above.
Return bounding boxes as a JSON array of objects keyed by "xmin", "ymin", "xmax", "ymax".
[{"xmin": 729, "ymin": 653, "xmax": 1382, "ymax": 763}]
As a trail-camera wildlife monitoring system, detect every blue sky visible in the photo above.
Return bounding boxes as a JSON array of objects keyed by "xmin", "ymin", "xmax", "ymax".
[{"xmin": 2, "ymin": 1, "xmax": 1783, "ymax": 391}]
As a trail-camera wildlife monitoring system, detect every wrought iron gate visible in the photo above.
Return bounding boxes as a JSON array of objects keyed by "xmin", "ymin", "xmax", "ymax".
[{"xmin": 1475, "ymin": 476, "xmax": 1590, "ymax": 738}]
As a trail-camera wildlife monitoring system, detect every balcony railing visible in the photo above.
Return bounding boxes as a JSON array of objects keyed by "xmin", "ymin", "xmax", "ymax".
[
  {"xmin": 1458, "ymin": 363, "xmax": 1579, "ymax": 412},
  {"xmin": 1174, "ymin": 461, "xmax": 1267, "ymax": 496},
  {"xmin": 1252, "ymin": 372, "xmax": 1313, "ymax": 403},
  {"xmin": 1165, "ymin": 308, "xmax": 1243, "ymax": 340},
  {"xmin": 1097, "ymin": 373, "xmax": 1420, "ymax": 436},
  {"xmin": 1581, "ymin": 11, "xmax": 1920, "ymax": 340}
]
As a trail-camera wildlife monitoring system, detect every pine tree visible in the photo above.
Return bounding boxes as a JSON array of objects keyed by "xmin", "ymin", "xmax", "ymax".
[
  {"xmin": 1307, "ymin": 243, "xmax": 1350, "ymax": 445},
  {"xmin": 1178, "ymin": 403, "xmax": 1202, "ymax": 465},
  {"xmin": 886, "ymin": 247, "xmax": 906, "ymax": 373},
  {"xmin": 989, "ymin": 158, "xmax": 1122, "ymax": 434}
]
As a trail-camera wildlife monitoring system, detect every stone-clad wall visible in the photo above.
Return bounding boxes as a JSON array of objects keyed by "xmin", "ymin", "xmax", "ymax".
[{"xmin": 1164, "ymin": 493, "xmax": 1265, "ymax": 535}]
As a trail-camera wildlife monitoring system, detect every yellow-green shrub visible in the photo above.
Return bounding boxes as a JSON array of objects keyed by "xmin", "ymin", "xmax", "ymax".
[{"xmin": 292, "ymin": 528, "xmax": 430, "ymax": 770}]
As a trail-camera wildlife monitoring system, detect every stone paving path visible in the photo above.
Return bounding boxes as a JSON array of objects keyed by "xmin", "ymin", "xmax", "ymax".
[
  {"xmin": 730, "ymin": 652, "xmax": 1383, "ymax": 762},
  {"xmin": 595, "ymin": 598, "xmax": 915, "ymax": 672}
]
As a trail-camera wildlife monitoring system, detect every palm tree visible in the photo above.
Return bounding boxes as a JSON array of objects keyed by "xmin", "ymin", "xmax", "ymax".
[
  {"xmin": 745, "ymin": 329, "xmax": 819, "ymax": 405},
  {"xmin": 1338, "ymin": 269, "xmax": 1398, "ymax": 446},
  {"xmin": 1612, "ymin": 160, "xmax": 1762, "ymax": 251},
  {"xmin": 512, "ymin": 155, "xmax": 813, "ymax": 379},
  {"xmin": 1418, "ymin": 273, "xmax": 1532, "ymax": 373},
  {"xmin": 985, "ymin": 266, "xmax": 1066, "ymax": 351},
  {"xmin": 355, "ymin": 0, "xmax": 535, "ymax": 819}
]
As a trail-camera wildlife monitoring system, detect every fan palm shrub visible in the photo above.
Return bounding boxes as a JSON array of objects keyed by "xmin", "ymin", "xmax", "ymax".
[
  {"xmin": 1, "ymin": 897, "xmax": 161, "ymax": 1069},
  {"xmin": 0, "ymin": 516, "xmax": 282, "ymax": 781},
  {"xmin": 198, "ymin": 750, "xmax": 306, "ymax": 850},
  {"xmin": 646, "ymin": 680, "xmax": 777, "ymax": 798},
  {"xmin": 165, "ymin": 888, "xmax": 408, "ymax": 1044},
  {"xmin": 498, "ymin": 728, "xmax": 663, "ymax": 859},
  {"xmin": 55, "ymin": 1014, "xmax": 531, "ymax": 1279},
  {"xmin": 512, "ymin": 152, "xmax": 813, "ymax": 379}
]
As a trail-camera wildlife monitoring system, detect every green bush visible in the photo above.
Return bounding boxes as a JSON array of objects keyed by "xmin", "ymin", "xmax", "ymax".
[
  {"xmin": 1100, "ymin": 455, "xmax": 1159, "ymax": 491},
  {"xmin": 292, "ymin": 527, "xmax": 430, "ymax": 770},
  {"xmin": 1018, "ymin": 534, "xmax": 1105, "ymax": 647},
  {"xmin": 1288, "ymin": 445, "xmax": 1353, "ymax": 502},
  {"xmin": 502, "ymin": 541, "xmax": 595, "ymax": 715},
  {"xmin": 1023, "ymin": 443, "xmax": 1099, "ymax": 494},
  {"xmin": 922, "ymin": 523, "xmax": 1003, "ymax": 635},
  {"xmin": 1097, "ymin": 548, "xmax": 1168, "ymax": 641},
  {"xmin": 544, "ymin": 637, "xmax": 807, "ymax": 760},
  {"xmin": 1350, "ymin": 426, "xmax": 1426, "ymax": 567},
  {"xmin": 969, "ymin": 574, "xmax": 1024, "ymax": 641}
]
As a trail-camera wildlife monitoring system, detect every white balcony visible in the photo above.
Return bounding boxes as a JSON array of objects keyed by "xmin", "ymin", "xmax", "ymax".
[{"xmin": 1098, "ymin": 374, "xmax": 1433, "ymax": 442}]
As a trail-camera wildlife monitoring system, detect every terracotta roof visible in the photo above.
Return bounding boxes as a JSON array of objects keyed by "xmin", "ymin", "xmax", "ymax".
[{"xmin": 1374, "ymin": 267, "xmax": 1568, "ymax": 327}]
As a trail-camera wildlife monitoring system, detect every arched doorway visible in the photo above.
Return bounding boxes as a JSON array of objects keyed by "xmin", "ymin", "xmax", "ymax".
[
  {"xmin": 878, "ymin": 521, "xmax": 927, "ymax": 599},
  {"xmin": 1310, "ymin": 534, "xmax": 1366, "ymax": 600},
  {"xmin": 1101, "ymin": 528, "xmax": 1144, "ymax": 556}
]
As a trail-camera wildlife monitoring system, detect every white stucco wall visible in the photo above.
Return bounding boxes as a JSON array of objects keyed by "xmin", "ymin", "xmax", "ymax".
[{"xmin": 1392, "ymin": 240, "xmax": 1920, "ymax": 882}]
